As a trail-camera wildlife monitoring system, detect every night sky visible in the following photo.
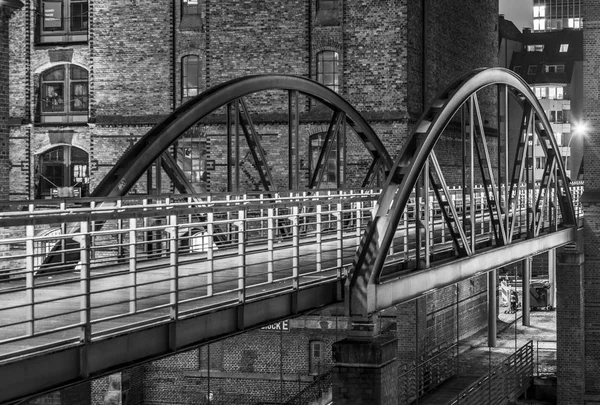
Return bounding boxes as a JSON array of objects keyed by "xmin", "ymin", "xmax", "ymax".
[{"xmin": 499, "ymin": 0, "xmax": 534, "ymax": 30}]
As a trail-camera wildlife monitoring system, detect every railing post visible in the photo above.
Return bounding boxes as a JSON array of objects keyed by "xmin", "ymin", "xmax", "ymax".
[
  {"xmin": 207, "ymin": 196, "xmax": 214, "ymax": 296},
  {"xmin": 238, "ymin": 208, "xmax": 246, "ymax": 303},
  {"xmin": 129, "ymin": 217, "xmax": 137, "ymax": 313},
  {"xmin": 79, "ymin": 219, "xmax": 92, "ymax": 378},
  {"xmin": 169, "ymin": 214, "xmax": 179, "ymax": 351},
  {"xmin": 25, "ymin": 222, "xmax": 35, "ymax": 336},
  {"xmin": 316, "ymin": 199, "xmax": 322, "ymax": 272},
  {"xmin": 336, "ymin": 202, "xmax": 343, "ymax": 274},
  {"xmin": 267, "ymin": 206, "xmax": 274, "ymax": 282},
  {"xmin": 292, "ymin": 205, "xmax": 300, "ymax": 289}
]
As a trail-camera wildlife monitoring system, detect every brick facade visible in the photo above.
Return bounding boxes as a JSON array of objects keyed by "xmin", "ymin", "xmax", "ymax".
[{"xmin": 583, "ymin": 0, "xmax": 600, "ymax": 403}]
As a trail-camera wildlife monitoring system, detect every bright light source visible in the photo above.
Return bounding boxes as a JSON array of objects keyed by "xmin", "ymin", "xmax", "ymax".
[{"xmin": 573, "ymin": 121, "xmax": 589, "ymax": 136}]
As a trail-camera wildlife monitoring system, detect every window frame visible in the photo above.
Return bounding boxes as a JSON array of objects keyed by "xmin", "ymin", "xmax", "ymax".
[
  {"xmin": 527, "ymin": 65, "xmax": 538, "ymax": 75},
  {"xmin": 36, "ymin": 145, "xmax": 89, "ymax": 199},
  {"xmin": 40, "ymin": 64, "xmax": 89, "ymax": 123},
  {"xmin": 559, "ymin": 44, "xmax": 569, "ymax": 53},
  {"xmin": 316, "ymin": 50, "xmax": 340, "ymax": 93},
  {"xmin": 181, "ymin": 55, "xmax": 202, "ymax": 100},
  {"xmin": 38, "ymin": 0, "xmax": 88, "ymax": 44},
  {"xmin": 309, "ymin": 340, "xmax": 324, "ymax": 375}
]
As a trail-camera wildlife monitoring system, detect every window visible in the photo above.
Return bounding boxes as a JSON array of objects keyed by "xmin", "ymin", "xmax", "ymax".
[
  {"xmin": 559, "ymin": 44, "xmax": 569, "ymax": 52},
  {"xmin": 533, "ymin": 6, "xmax": 545, "ymax": 17},
  {"xmin": 545, "ymin": 64, "xmax": 565, "ymax": 73},
  {"xmin": 556, "ymin": 87, "xmax": 564, "ymax": 99},
  {"xmin": 180, "ymin": 0, "xmax": 202, "ymax": 30},
  {"xmin": 527, "ymin": 44, "xmax": 544, "ymax": 52},
  {"xmin": 527, "ymin": 65, "xmax": 538, "ymax": 75},
  {"xmin": 40, "ymin": 64, "xmax": 88, "ymax": 123},
  {"xmin": 513, "ymin": 66, "xmax": 522, "ymax": 74},
  {"xmin": 317, "ymin": 51, "xmax": 340, "ymax": 93},
  {"xmin": 548, "ymin": 87, "xmax": 556, "ymax": 99},
  {"xmin": 38, "ymin": 0, "xmax": 88, "ymax": 43},
  {"xmin": 533, "ymin": 19, "xmax": 545, "ymax": 31},
  {"xmin": 309, "ymin": 340, "xmax": 324, "ymax": 375},
  {"xmin": 182, "ymin": 55, "xmax": 202, "ymax": 99},
  {"xmin": 568, "ymin": 18, "xmax": 581, "ymax": 29},
  {"xmin": 315, "ymin": 0, "xmax": 340, "ymax": 25},
  {"xmin": 36, "ymin": 146, "xmax": 89, "ymax": 199}
]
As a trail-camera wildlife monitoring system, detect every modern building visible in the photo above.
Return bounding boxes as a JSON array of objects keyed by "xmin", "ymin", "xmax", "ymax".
[
  {"xmin": 509, "ymin": 28, "xmax": 584, "ymax": 181},
  {"xmin": 533, "ymin": 0, "xmax": 583, "ymax": 32}
]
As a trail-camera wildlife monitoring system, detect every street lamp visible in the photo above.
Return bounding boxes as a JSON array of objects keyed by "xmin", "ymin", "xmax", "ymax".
[{"xmin": 569, "ymin": 121, "xmax": 588, "ymax": 147}]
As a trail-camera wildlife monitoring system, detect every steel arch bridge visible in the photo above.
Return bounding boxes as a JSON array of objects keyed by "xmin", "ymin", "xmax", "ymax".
[{"xmin": 0, "ymin": 68, "xmax": 579, "ymax": 404}]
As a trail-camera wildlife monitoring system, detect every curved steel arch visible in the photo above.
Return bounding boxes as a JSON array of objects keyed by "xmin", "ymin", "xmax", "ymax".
[
  {"xmin": 92, "ymin": 75, "xmax": 393, "ymax": 197},
  {"xmin": 348, "ymin": 67, "xmax": 577, "ymax": 317}
]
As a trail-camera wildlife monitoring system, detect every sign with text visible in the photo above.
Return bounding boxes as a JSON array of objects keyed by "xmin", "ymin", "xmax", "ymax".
[
  {"xmin": 260, "ymin": 320, "xmax": 290, "ymax": 332},
  {"xmin": 43, "ymin": 2, "xmax": 63, "ymax": 29}
]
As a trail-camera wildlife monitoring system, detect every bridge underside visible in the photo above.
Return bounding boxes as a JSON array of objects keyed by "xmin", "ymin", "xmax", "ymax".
[{"xmin": 0, "ymin": 280, "xmax": 341, "ymax": 404}]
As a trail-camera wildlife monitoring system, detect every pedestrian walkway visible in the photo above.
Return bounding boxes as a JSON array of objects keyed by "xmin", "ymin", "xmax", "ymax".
[{"xmin": 417, "ymin": 308, "xmax": 557, "ymax": 404}]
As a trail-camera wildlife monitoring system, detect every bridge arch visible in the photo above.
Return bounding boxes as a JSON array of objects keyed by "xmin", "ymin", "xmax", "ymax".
[
  {"xmin": 348, "ymin": 67, "xmax": 577, "ymax": 318},
  {"xmin": 92, "ymin": 75, "xmax": 394, "ymax": 197}
]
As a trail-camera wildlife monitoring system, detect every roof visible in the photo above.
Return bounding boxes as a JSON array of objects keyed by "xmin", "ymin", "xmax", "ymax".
[
  {"xmin": 499, "ymin": 16, "xmax": 522, "ymax": 42},
  {"xmin": 509, "ymin": 29, "xmax": 582, "ymax": 85}
]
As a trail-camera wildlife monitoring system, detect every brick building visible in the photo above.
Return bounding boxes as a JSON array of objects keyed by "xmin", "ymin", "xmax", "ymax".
[{"xmin": 7, "ymin": 0, "xmax": 501, "ymax": 404}]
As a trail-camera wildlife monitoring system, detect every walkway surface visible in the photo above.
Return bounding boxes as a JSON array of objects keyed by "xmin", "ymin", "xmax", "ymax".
[{"xmin": 418, "ymin": 307, "xmax": 557, "ymax": 404}]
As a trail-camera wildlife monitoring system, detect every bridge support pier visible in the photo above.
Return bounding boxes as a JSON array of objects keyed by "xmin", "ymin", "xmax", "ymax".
[
  {"xmin": 556, "ymin": 234, "xmax": 584, "ymax": 404},
  {"xmin": 488, "ymin": 269, "xmax": 497, "ymax": 347},
  {"xmin": 332, "ymin": 317, "xmax": 398, "ymax": 405}
]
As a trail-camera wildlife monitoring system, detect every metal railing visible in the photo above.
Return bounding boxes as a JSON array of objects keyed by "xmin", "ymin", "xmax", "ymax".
[
  {"xmin": 448, "ymin": 340, "xmax": 534, "ymax": 405},
  {"xmin": 0, "ymin": 183, "xmax": 582, "ymax": 366}
]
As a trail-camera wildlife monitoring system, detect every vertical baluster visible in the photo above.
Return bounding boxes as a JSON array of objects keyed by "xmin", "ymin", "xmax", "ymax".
[
  {"xmin": 292, "ymin": 205, "xmax": 300, "ymax": 288},
  {"xmin": 79, "ymin": 219, "xmax": 92, "ymax": 378},
  {"xmin": 25, "ymin": 219, "xmax": 34, "ymax": 337},
  {"xmin": 207, "ymin": 196, "xmax": 214, "ymax": 296},
  {"xmin": 267, "ymin": 207, "xmax": 274, "ymax": 282},
  {"xmin": 316, "ymin": 200, "xmax": 322, "ymax": 272},
  {"xmin": 403, "ymin": 202, "xmax": 409, "ymax": 261},
  {"xmin": 238, "ymin": 209, "xmax": 246, "ymax": 303},
  {"xmin": 129, "ymin": 217, "xmax": 137, "ymax": 313},
  {"xmin": 336, "ymin": 202, "xmax": 343, "ymax": 274},
  {"xmin": 169, "ymin": 214, "xmax": 179, "ymax": 346}
]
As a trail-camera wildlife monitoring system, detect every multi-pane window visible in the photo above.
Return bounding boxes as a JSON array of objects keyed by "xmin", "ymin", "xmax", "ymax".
[
  {"xmin": 37, "ymin": 146, "xmax": 89, "ymax": 199},
  {"xmin": 309, "ymin": 132, "xmax": 339, "ymax": 188},
  {"xmin": 545, "ymin": 64, "xmax": 565, "ymax": 73},
  {"xmin": 559, "ymin": 43, "xmax": 569, "ymax": 52},
  {"xmin": 39, "ymin": 0, "xmax": 88, "ymax": 43},
  {"xmin": 526, "ymin": 44, "xmax": 544, "ymax": 52},
  {"xmin": 309, "ymin": 340, "xmax": 324, "ymax": 375},
  {"xmin": 317, "ymin": 51, "xmax": 340, "ymax": 93},
  {"xmin": 528, "ymin": 65, "xmax": 538, "ymax": 75},
  {"xmin": 182, "ymin": 56, "xmax": 201, "ymax": 99},
  {"xmin": 40, "ymin": 64, "xmax": 88, "ymax": 123},
  {"xmin": 180, "ymin": 0, "xmax": 202, "ymax": 30}
]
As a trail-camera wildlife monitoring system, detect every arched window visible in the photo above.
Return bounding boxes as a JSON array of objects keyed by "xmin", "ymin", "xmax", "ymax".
[
  {"xmin": 316, "ymin": 51, "xmax": 340, "ymax": 93},
  {"xmin": 36, "ymin": 146, "xmax": 89, "ymax": 199},
  {"xmin": 40, "ymin": 64, "xmax": 89, "ymax": 123},
  {"xmin": 182, "ymin": 56, "xmax": 202, "ymax": 100}
]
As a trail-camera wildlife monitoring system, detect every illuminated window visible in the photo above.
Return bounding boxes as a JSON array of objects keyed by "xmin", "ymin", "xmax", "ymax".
[
  {"xmin": 559, "ymin": 44, "xmax": 569, "ymax": 52},
  {"xmin": 557, "ymin": 87, "xmax": 564, "ymax": 99},
  {"xmin": 533, "ymin": 6, "xmax": 545, "ymax": 17},
  {"xmin": 182, "ymin": 55, "xmax": 202, "ymax": 99},
  {"xmin": 317, "ymin": 51, "xmax": 340, "ymax": 93},
  {"xmin": 40, "ymin": 64, "xmax": 88, "ymax": 123},
  {"xmin": 38, "ymin": 0, "xmax": 88, "ymax": 43},
  {"xmin": 527, "ymin": 44, "xmax": 544, "ymax": 52},
  {"xmin": 568, "ymin": 18, "xmax": 581, "ymax": 29}
]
